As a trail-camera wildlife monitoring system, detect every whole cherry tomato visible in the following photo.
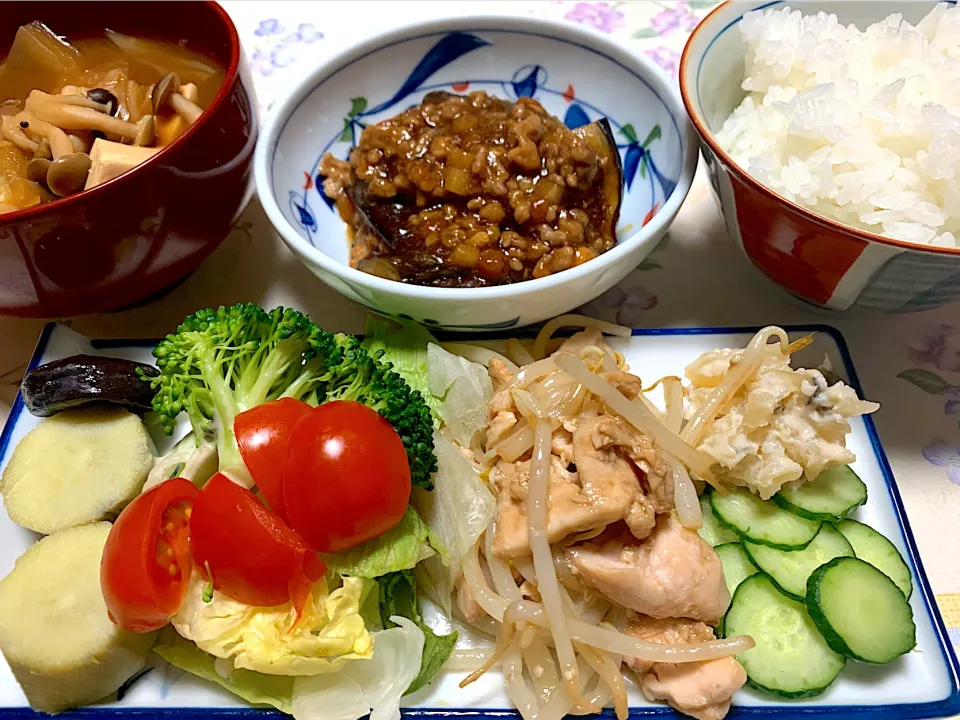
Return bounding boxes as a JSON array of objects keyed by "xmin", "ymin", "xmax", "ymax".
[
  {"xmin": 100, "ymin": 478, "xmax": 198, "ymax": 633},
  {"xmin": 235, "ymin": 398, "xmax": 312, "ymax": 518},
  {"xmin": 283, "ymin": 400, "xmax": 411, "ymax": 552},
  {"xmin": 189, "ymin": 472, "xmax": 325, "ymax": 615}
]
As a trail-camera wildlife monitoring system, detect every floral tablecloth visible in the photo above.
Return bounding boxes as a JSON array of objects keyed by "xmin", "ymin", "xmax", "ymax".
[{"xmin": 2, "ymin": 0, "xmax": 960, "ymax": 677}]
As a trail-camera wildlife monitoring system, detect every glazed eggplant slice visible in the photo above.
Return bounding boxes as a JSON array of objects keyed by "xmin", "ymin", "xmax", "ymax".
[
  {"xmin": 350, "ymin": 180, "xmax": 414, "ymax": 250},
  {"xmin": 21, "ymin": 355, "xmax": 159, "ymax": 417},
  {"xmin": 573, "ymin": 118, "xmax": 623, "ymax": 244},
  {"xmin": 422, "ymin": 90, "xmax": 456, "ymax": 105}
]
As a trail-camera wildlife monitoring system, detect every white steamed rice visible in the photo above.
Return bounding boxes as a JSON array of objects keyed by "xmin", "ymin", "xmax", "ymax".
[{"xmin": 716, "ymin": 4, "xmax": 960, "ymax": 248}]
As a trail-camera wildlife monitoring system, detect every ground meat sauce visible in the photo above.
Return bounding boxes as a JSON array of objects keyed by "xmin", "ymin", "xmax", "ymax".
[{"xmin": 319, "ymin": 91, "xmax": 623, "ymax": 287}]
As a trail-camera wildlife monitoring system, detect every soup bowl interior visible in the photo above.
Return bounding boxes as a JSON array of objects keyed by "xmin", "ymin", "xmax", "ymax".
[
  {"xmin": 682, "ymin": 0, "xmax": 960, "ymax": 314},
  {"xmin": 259, "ymin": 16, "xmax": 696, "ymax": 330},
  {"xmin": 0, "ymin": 1, "xmax": 256, "ymax": 318}
]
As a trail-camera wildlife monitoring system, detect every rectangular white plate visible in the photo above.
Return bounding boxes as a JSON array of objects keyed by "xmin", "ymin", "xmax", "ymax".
[{"xmin": 1, "ymin": 323, "xmax": 958, "ymax": 719}]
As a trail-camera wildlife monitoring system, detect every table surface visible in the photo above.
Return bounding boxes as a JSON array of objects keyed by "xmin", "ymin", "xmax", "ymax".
[{"xmin": 3, "ymin": 0, "xmax": 960, "ymax": 683}]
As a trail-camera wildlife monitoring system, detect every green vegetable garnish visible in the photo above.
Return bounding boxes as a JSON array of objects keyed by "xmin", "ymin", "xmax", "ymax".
[
  {"xmin": 144, "ymin": 303, "xmax": 437, "ymax": 489},
  {"xmin": 201, "ymin": 582, "xmax": 213, "ymax": 603},
  {"xmin": 324, "ymin": 506, "xmax": 444, "ymax": 579},
  {"xmin": 362, "ymin": 314, "xmax": 442, "ymax": 423},
  {"xmin": 154, "ymin": 630, "xmax": 293, "ymax": 713},
  {"xmin": 379, "ymin": 569, "xmax": 456, "ymax": 695}
]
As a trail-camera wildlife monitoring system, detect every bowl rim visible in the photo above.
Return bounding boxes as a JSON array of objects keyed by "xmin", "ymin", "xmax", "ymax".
[
  {"xmin": 0, "ymin": 0, "xmax": 244, "ymax": 222},
  {"xmin": 254, "ymin": 12, "xmax": 699, "ymax": 301},
  {"xmin": 679, "ymin": 0, "xmax": 960, "ymax": 258}
]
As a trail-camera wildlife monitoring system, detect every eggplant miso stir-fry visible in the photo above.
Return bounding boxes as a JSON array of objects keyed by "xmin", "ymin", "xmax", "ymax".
[
  {"xmin": 319, "ymin": 92, "xmax": 623, "ymax": 287},
  {"xmin": 0, "ymin": 21, "xmax": 223, "ymax": 212}
]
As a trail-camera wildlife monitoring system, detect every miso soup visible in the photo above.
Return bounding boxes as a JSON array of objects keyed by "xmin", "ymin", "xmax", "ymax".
[{"xmin": 0, "ymin": 22, "xmax": 225, "ymax": 213}]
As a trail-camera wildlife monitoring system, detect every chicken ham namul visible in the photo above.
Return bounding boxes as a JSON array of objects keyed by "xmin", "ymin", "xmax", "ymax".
[{"xmin": 448, "ymin": 320, "xmax": 878, "ymax": 720}]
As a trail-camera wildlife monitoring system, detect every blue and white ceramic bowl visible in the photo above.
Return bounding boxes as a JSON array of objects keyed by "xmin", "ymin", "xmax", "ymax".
[{"xmin": 254, "ymin": 14, "xmax": 697, "ymax": 331}]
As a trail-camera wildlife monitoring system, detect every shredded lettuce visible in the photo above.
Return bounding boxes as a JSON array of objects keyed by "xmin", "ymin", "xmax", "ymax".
[
  {"xmin": 359, "ymin": 579, "xmax": 382, "ymax": 629},
  {"xmin": 426, "ymin": 343, "xmax": 493, "ymax": 446},
  {"xmin": 292, "ymin": 616, "xmax": 424, "ymax": 720},
  {"xmin": 354, "ymin": 314, "xmax": 496, "ymax": 693},
  {"xmin": 362, "ymin": 315, "xmax": 442, "ymax": 421},
  {"xmin": 379, "ymin": 570, "xmax": 457, "ymax": 696},
  {"xmin": 153, "ymin": 630, "xmax": 294, "ymax": 713},
  {"xmin": 324, "ymin": 506, "xmax": 443, "ymax": 579},
  {"xmin": 361, "ymin": 316, "xmax": 493, "ymax": 448},
  {"xmin": 413, "ymin": 431, "xmax": 497, "ymax": 616},
  {"xmin": 155, "ymin": 618, "xmax": 425, "ymax": 720},
  {"xmin": 172, "ymin": 573, "xmax": 374, "ymax": 676}
]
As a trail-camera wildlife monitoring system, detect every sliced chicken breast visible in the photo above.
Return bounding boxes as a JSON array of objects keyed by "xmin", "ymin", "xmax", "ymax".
[
  {"xmin": 565, "ymin": 514, "xmax": 729, "ymax": 624},
  {"xmin": 627, "ymin": 616, "xmax": 746, "ymax": 720}
]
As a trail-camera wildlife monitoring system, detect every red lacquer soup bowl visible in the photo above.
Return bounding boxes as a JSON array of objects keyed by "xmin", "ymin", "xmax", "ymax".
[
  {"xmin": 680, "ymin": 1, "xmax": 960, "ymax": 313},
  {"xmin": 0, "ymin": 1, "xmax": 257, "ymax": 318}
]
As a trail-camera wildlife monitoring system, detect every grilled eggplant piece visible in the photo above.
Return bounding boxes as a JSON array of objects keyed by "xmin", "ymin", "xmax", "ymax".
[
  {"xmin": 21, "ymin": 355, "xmax": 159, "ymax": 417},
  {"xmin": 422, "ymin": 90, "xmax": 456, "ymax": 105},
  {"xmin": 349, "ymin": 180, "xmax": 413, "ymax": 250},
  {"xmin": 573, "ymin": 118, "xmax": 623, "ymax": 243},
  {"xmin": 346, "ymin": 89, "xmax": 458, "ymax": 253}
]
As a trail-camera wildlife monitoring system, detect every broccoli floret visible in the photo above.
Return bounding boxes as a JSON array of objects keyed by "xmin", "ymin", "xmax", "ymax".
[
  {"xmin": 146, "ymin": 303, "xmax": 436, "ymax": 490},
  {"xmin": 319, "ymin": 334, "xmax": 437, "ymax": 489}
]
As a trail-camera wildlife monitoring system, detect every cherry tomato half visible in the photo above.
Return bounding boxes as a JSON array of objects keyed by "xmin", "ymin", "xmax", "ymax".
[
  {"xmin": 100, "ymin": 478, "xmax": 198, "ymax": 633},
  {"xmin": 283, "ymin": 400, "xmax": 411, "ymax": 553},
  {"xmin": 235, "ymin": 398, "xmax": 313, "ymax": 519},
  {"xmin": 190, "ymin": 472, "xmax": 326, "ymax": 615}
]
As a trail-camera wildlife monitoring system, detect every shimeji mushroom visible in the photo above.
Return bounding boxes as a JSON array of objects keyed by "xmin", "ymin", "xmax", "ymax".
[
  {"xmin": 14, "ymin": 111, "xmax": 95, "ymax": 197},
  {"xmin": 85, "ymin": 88, "xmax": 119, "ymax": 116},
  {"xmin": 15, "ymin": 112, "xmax": 73, "ymax": 158},
  {"xmin": 46, "ymin": 153, "xmax": 92, "ymax": 197},
  {"xmin": 1, "ymin": 75, "xmax": 206, "ymax": 202},
  {"xmin": 25, "ymin": 158, "xmax": 50, "ymax": 185},
  {"xmin": 153, "ymin": 73, "xmax": 203, "ymax": 125},
  {"xmin": 33, "ymin": 138, "xmax": 51, "ymax": 160},
  {"xmin": 24, "ymin": 138, "xmax": 53, "ymax": 185},
  {"xmin": 58, "ymin": 86, "xmax": 119, "ymax": 117},
  {"xmin": 0, "ymin": 115, "xmax": 38, "ymax": 154},
  {"xmin": 25, "ymin": 99, "xmax": 155, "ymax": 147},
  {"xmin": 181, "ymin": 83, "xmax": 199, "ymax": 104},
  {"xmin": 26, "ymin": 90, "xmax": 110, "ymax": 115},
  {"xmin": 23, "ymin": 138, "xmax": 50, "ymax": 185},
  {"xmin": 154, "ymin": 80, "xmax": 198, "ymax": 144},
  {"xmin": 67, "ymin": 134, "xmax": 90, "ymax": 154}
]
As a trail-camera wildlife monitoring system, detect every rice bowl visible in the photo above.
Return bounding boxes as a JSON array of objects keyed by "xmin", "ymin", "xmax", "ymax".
[
  {"xmin": 716, "ymin": 4, "xmax": 960, "ymax": 249},
  {"xmin": 680, "ymin": 0, "xmax": 960, "ymax": 314}
]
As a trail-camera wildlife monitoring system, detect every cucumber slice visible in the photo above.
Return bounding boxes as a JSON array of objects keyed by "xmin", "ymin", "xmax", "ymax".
[
  {"xmin": 835, "ymin": 519, "xmax": 913, "ymax": 599},
  {"xmin": 743, "ymin": 524, "xmax": 854, "ymax": 601},
  {"xmin": 724, "ymin": 574, "xmax": 845, "ymax": 698},
  {"xmin": 774, "ymin": 465, "xmax": 867, "ymax": 521},
  {"xmin": 715, "ymin": 543, "xmax": 758, "ymax": 601},
  {"xmin": 698, "ymin": 492, "xmax": 738, "ymax": 547},
  {"xmin": 711, "ymin": 487, "xmax": 821, "ymax": 550},
  {"xmin": 807, "ymin": 556, "xmax": 916, "ymax": 664}
]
